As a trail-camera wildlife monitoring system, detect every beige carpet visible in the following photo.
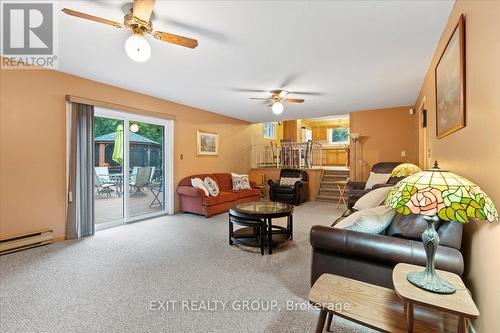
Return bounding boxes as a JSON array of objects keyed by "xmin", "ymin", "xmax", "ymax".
[{"xmin": 0, "ymin": 201, "xmax": 375, "ymax": 333}]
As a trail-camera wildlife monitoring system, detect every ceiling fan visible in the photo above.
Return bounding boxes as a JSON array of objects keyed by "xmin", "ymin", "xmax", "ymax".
[
  {"xmin": 250, "ymin": 90, "xmax": 305, "ymax": 115},
  {"xmin": 62, "ymin": 0, "xmax": 198, "ymax": 62}
]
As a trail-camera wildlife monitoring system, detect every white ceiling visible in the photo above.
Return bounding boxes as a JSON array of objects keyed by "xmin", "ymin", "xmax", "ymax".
[{"xmin": 57, "ymin": 1, "xmax": 454, "ymax": 123}]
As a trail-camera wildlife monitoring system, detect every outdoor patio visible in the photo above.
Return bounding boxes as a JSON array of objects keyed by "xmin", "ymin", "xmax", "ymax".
[{"xmin": 94, "ymin": 188, "xmax": 163, "ymax": 224}]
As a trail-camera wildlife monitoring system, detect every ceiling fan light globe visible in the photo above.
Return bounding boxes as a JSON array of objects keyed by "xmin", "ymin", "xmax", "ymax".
[
  {"xmin": 272, "ymin": 102, "xmax": 284, "ymax": 115},
  {"xmin": 125, "ymin": 34, "xmax": 151, "ymax": 62}
]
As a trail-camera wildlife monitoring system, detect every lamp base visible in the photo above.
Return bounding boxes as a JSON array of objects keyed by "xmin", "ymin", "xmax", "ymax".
[
  {"xmin": 407, "ymin": 270, "xmax": 456, "ymax": 294},
  {"xmin": 406, "ymin": 215, "xmax": 456, "ymax": 294}
]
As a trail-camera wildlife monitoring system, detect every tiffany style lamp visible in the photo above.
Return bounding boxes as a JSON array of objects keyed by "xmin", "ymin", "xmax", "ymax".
[
  {"xmin": 385, "ymin": 161, "xmax": 498, "ymax": 294},
  {"xmin": 391, "ymin": 163, "xmax": 422, "ymax": 178}
]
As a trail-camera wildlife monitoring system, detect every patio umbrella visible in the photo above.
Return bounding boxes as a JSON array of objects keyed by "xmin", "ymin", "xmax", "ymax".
[{"xmin": 112, "ymin": 124, "xmax": 124, "ymax": 165}]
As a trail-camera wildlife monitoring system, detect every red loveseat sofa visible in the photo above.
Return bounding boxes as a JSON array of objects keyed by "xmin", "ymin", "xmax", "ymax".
[{"xmin": 177, "ymin": 173, "xmax": 260, "ymax": 217}]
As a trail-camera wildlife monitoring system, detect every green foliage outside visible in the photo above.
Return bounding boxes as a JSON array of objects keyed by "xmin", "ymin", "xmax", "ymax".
[
  {"xmin": 331, "ymin": 127, "xmax": 349, "ymax": 142},
  {"xmin": 94, "ymin": 117, "xmax": 163, "ymax": 144}
]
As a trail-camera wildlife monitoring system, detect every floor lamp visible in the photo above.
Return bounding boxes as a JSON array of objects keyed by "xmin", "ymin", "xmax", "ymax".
[{"xmin": 350, "ymin": 133, "xmax": 360, "ymax": 180}]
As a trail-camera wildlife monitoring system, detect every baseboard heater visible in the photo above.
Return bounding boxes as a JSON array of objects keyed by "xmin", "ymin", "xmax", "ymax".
[{"xmin": 0, "ymin": 229, "xmax": 53, "ymax": 255}]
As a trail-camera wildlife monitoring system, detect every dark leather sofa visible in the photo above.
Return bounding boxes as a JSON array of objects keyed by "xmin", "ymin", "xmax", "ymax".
[
  {"xmin": 268, "ymin": 169, "xmax": 308, "ymax": 205},
  {"xmin": 310, "ymin": 212, "xmax": 464, "ymax": 288},
  {"xmin": 346, "ymin": 162, "xmax": 402, "ymax": 208}
]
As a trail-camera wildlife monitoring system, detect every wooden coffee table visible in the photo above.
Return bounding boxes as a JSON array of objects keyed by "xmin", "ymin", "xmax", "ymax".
[
  {"xmin": 393, "ymin": 263, "xmax": 479, "ymax": 333},
  {"xmin": 309, "ymin": 274, "xmax": 458, "ymax": 333}
]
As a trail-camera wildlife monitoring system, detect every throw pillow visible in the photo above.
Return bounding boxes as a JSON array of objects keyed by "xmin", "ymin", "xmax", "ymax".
[
  {"xmin": 231, "ymin": 173, "xmax": 251, "ymax": 190},
  {"xmin": 345, "ymin": 206, "xmax": 395, "ymax": 234},
  {"xmin": 364, "ymin": 172, "xmax": 392, "ymax": 190},
  {"xmin": 280, "ymin": 177, "xmax": 302, "ymax": 186},
  {"xmin": 191, "ymin": 178, "xmax": 209, "ymax": 196},
  {"xmin": 333, "ymin": 211, "xmax": 362, "ymax": 229},
  {"xmin": 203, "ymin": 177, "xmax": 220, "ymax": 196},
  {"xmin": 333, "ymin": 205, "xmax": 394, "ymax": 230},
  {"xmin": 353, "ymin": 186, "xmax": 393, "ymax": 211}
]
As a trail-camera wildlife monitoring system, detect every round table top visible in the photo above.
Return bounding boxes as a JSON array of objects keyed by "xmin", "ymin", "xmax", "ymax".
[{"xmin": 230, "ymin": 200, "xmax": 293, "ymax": 219}]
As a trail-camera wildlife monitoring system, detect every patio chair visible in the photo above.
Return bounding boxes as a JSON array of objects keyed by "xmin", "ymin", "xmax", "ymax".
[
  {"xmin": 94, "ymin": 168, "xmax": 115, "ymax": 197},
  {"xmin": 129, "ymin": 166, "xmax": 139, "ymax": 184},
  {"xmin": 130, "ymin": 166, "xmax": 152, "ymax": 196},
  {"xmin": 149, "ymin": 166, "xmax": 156, "ymax": 183},
  {"xmin": 95, "ymin": 167, "xmax": 111, "ymax": 183},
  {"xmin": 130, "ymin": 166, "xmax": 156, "ymax": 185}
]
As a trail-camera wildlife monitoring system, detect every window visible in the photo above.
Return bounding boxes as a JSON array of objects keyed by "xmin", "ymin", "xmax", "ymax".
[
  {"xmin": 263, "ymin": 122, "xmax": 277, "ymax": 139},
  {"xmin": 327, "ymin": 127, "xmax": 349, "ymax": 144},
  {"xmin": 301, "ymin": 128, "xmax": 312, "ymax": 142}
]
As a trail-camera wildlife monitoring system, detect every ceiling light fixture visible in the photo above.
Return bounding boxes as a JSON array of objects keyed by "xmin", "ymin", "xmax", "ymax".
[
  {"xmin": 125, "ymin": 31, "xmax": 151, "ymax": 62},
  {"xmin": 272, "ymin": 102, "xmax": 284, "ymax": 115}
]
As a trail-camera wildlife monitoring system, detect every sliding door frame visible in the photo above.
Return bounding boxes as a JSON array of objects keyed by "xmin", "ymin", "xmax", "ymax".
[{"xmin": 94, "ymin": 107, "xmax": 174, "ymax": 228}]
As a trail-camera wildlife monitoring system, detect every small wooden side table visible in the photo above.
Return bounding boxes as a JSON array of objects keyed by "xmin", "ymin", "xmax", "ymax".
[
  {"xmin": 332, "ymin": 180, "xmax": 348, "ymax": 209},
  {"xmin": 393, "ymin": 263, "xmax": 479, "ymax": 333},
  {"xmin": 309, "ymin": 273, "xmax": 458, "ymax": 333}
]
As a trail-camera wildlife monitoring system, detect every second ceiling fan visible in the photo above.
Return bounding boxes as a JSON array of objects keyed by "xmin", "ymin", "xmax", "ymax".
[
  {"xmin": 250, "ymin": 90, "xmax": 305, "ymax": 115},
  {"xmin": 62, "ymin": 0, "xmax": 198, "ymax": 62}
]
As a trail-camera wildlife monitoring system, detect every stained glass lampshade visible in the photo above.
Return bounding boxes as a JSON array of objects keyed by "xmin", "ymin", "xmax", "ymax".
[
  {"xmin": 385, "ymin": 161, "xmax": 498, "ymax": 294},
  {"xmin": 386, "ymin": 162, "xmax": 498, "ymax": 223},
  {"xmin": 390, "ymin": 163, "xmax": 422, "ymax": 178}
]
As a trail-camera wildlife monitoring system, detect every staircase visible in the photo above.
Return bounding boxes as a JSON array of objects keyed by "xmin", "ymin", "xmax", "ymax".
[{"xmin": 316, "ymin": 169, "xmax": 350, "ymax": 202}]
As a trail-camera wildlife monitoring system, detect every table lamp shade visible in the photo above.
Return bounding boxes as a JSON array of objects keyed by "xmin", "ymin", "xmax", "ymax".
[
  {"xmin": 385, "ymin": 162, "xmax": 497, "ymax": 294},
  {"xmin": 386, "ymin": 163, "xmax": 498, "ymax": 223},
  {"xmin": 390, "ymin": 163, "xmax": 422, "ymax": 178}
]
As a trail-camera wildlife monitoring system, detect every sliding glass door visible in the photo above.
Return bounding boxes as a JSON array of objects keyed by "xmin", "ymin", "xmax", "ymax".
[
  {"xmin": 128, "ymin": 121, "xmax": 164, "ymax": 218},
  {"xmin": 94, "ymin": 117, "xmax": 125, "ymax": 225},
  {"xmin": 93, "ymin": 108, "xmax": 173, "ymax": 230}
]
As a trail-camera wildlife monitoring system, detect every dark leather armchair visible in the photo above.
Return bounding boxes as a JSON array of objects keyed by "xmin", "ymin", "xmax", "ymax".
[
  {"xmin": 310, "ymin": 212, "xmax": 464, "ymax": 288},
  {"xmin": 347, "ymin": 162, "xmax": 402, "ymax": 208},
  {"xmin": 268, "ymin": 169, "xmax": 308, "ymax": 205}
]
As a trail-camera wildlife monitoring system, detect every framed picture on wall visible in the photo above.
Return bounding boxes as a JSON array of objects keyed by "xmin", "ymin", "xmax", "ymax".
[
  {"xmin": 197, "ymin": 130, "xmax": 219, "ymax": 156},
  {"xmin": 435, "ymin": 14, "xmax": 466, "ymax": 139}
]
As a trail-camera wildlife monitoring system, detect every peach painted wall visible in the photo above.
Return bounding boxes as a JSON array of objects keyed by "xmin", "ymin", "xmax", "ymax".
[
  {"xmin": 414, "ymin": 1, "xmax": 500, "ymax": 331},
  {"xmin": 0, "ymin": 68, "xmax": 252, "ymax": 240},
  {"xmin": 349, "ymin": 106, "xmax": 418, "ymax": 180}
]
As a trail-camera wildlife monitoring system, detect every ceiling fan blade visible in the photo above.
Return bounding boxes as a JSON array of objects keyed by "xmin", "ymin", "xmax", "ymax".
[
  {"xmin": 61, "ymin": 8, "xmax": 123, "ymax": 28},
  {"xmin": 249, "ymin": 97, "xmax": 272, "ymax": 101},
  {"xmin": 289, "ymin": 91, "xmax": 324, "ymax": 96},
  {"xmin": 284, "ymin": 98, "xmax": 305, "ymax": 103},
  {"xmin": 232, "ymin": 88, "xmax": 268, "ymax": 93},
  {"xmin": 152, "ymin": 31, "xmax": 198, "ymax": 48},
  {"xmin": 133, "ymin": 0, "xmax": 156, "ymax": 22}
]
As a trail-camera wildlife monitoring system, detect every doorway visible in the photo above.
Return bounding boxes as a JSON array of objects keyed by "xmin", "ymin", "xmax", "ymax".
[
  {"xmin": 93, "ymin": 108, "xmax": 173, "ymax": 230},
  {"xmin": 418, "ymin": 97, "xmax": 428, "ymax": 169}
]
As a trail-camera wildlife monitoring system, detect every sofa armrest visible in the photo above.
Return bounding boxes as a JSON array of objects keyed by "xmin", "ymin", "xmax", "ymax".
[
  {"xmin": 249, "ymin": 181, "xmax": 256, "ymax": 188},
  {"xmin": 347, "ymin": 181, "xmax": 366, "ymax": 191},
  {"xmin": 177, "ymin": 186, "xmax": 205, "ymax": 198},
  {"xmin": 310, "ymin": 225, "xmax": 464, "ymax": 276}
]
